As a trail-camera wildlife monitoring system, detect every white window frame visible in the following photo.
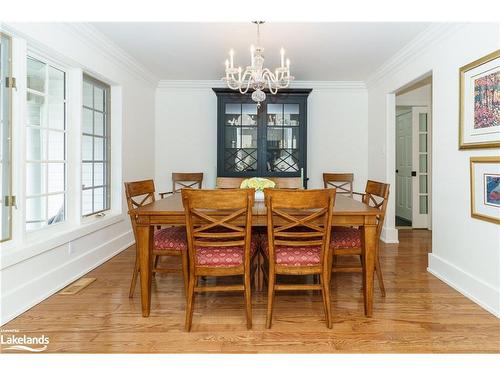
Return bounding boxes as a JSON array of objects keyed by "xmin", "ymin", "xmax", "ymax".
[
  {"xmin": 24, "ymin": 53, "xmax": 67, "ymax": 232},
  {"xmin": 81, "ymin": 74, "xmax": 111, "ymax": 218}
]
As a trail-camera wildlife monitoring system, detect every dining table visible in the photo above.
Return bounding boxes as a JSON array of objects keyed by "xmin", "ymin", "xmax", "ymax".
[{"xmin": 133, "ymin": 192, "xmax": 381, "ymax": 318}]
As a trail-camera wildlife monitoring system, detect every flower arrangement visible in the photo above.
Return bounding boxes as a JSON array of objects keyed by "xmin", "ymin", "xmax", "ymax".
[{"xmin": 240, "ymin": 177, "xmax": 276, "ymax": 191}]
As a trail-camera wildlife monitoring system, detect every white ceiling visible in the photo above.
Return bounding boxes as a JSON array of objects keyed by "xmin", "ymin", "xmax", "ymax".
[{"xmin": 91, "ymin": 22, "xmax": 433, "ymax": 81}]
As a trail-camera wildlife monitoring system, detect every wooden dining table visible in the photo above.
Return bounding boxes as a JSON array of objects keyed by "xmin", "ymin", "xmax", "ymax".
[{"xmin": 133, "ymin": 192, "xmax": 380, "ymax": 318}]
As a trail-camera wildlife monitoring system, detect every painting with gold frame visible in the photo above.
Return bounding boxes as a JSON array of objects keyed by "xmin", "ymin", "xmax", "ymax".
[
  {"xmin": 470, "ymin": 156, "xmax": 500, "ymax": 224},
  {"xmin": 459, "ymin": 50, "xmax": 500, "ymax": 149}
]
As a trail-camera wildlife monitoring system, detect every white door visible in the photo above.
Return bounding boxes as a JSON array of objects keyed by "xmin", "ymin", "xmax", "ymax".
[
  {"xmin": 395, "ymin": 110, "xmax": 412, "ymax": 221},
  {"xmin": 412, "ymin": 107, "xmax": 431, "ymax": 228}
]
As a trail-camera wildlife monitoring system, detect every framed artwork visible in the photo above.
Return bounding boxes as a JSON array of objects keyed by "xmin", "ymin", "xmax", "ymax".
[
  {"xmin": 459, "ymin": 50, "xmax": 500, "ymax": 149},
  {"xmin": 470, "ymin": 156, "xmax": 500, "ymax": 224}
]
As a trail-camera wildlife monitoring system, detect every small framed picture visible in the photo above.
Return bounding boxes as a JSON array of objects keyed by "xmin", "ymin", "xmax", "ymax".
[
  {"xmin": 459, "ymin": 50, "xmax": 500, "ymax": 149},
  {"xmin": 470, "ymin": 156, "xmax": 500, "ymax": 224}
]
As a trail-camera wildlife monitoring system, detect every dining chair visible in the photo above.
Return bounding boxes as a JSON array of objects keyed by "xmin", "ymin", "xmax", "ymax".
[
  {"xmin": 125, "ymin": 179, "xmax": 189, "ymax": 298},
  {"xmin": 323, "ymin": 173, "xmax": 354, "ymax": 197},
  {"xmin": 262, "ymin": 188, "xmax": 336, "ymax": 329},
  {"xmin": 269, "ymin": 177, "xmax": 303, "ymax": 189},
  {"xmin": 159, "ymin": 172, "xmax": 204, "ymax": 198},
  {"xmin": 330, "ymin": 180, "xmax": 390, "ymax": 297},
  {"xmin": 181, "ymin": 188, "xmax": 258, "ymax": 331},
  {"xmin": 215, "ymin": 177, "xmax": 246, "ymax": 189}
]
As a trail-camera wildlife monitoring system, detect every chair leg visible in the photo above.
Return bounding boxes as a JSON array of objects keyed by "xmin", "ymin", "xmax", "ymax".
[
  {"xmin": 181, "ymin": 251, "xmax": 189, "ymax": 298},
  {"xmin": 152, "ymin": 255, "xmax": 159, "ymax": 276},
  {"xmin": 266, "ymin": 270, "xmax": 275, "ymax": 329},
  {"xmin": 185, "ymin": 276, "xmax": 196, "ymax": 332},
  {"xmin": 320, "ymin": 274, "xmax": 328, "ymax": 318},
  {"xmin": 244, "ymin": 270, "xmax": 252, "ymax": 329},
  {"xmin": 375, "ymin": 251, "xmax": 386, "ymax": 297},
  {"xmin": 128, "ymin": 249, "xmax": 140, "ymax": 298},
  {"xmin": 322, "ymin": 274, "xmax": 333, "ymax": 329}
]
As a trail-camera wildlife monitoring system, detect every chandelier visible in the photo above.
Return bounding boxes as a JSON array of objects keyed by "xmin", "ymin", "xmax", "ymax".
[{"xmin": 222, "ymin": 21, "xmax": 294, "ymax": 106}]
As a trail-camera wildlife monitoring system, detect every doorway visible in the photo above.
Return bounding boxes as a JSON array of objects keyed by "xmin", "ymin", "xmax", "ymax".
[{"xmin": 395, "ymin": 77, "xmax": 432, "ymax": 229}]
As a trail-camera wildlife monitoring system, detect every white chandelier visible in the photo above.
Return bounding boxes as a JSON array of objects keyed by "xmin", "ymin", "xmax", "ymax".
[{"xmin": 222, "ymin": 21, "xmax": 294, "ymax": 106}]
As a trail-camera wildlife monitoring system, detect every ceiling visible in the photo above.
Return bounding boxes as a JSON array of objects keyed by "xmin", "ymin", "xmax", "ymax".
[{"xmin": 91, "ymin": 22, "xmax": 433, "ymax": 81}]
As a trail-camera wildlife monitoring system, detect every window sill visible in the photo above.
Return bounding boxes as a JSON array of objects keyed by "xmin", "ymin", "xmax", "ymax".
[{"xmin": 0, "ymin": 212, "xmax": 126, "ymax": 270}]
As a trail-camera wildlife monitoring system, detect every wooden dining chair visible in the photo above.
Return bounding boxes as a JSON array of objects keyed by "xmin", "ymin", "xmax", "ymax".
[
  {"xmin": 215, "ymin": 177, "xmax": 246, "ymax": 189},
  {"xmin": 159, "ymin": 172, "xmax": 204, "ymax": 198},
  {"xmin": 181, "ymin": 188, "xmax": 258, "ymax": 331},
  {"xmin": 330, "ymin": 180, "xmax": 390, "ymax": 297},
  {"xmin": 269, "ymin": 177, "xmax": 303, "ymax": 189},
  {"xmin": 262, "ymin": 188, "xmax": 336, "ymax": 329},
  {"xmin": 323, "ymin": 173, "xmax": 354, "ymax": 197},
  {"xmin": 125, "ymin": 180, "xmax": 189, "ymax": 298}
]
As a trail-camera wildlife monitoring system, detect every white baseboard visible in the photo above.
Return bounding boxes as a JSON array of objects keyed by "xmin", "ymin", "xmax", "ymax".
[
  {"xmin": 428, "ymin": 253, "xmax": 500, "ymax": 318},
  {"xmin": 381, "ymin": 226, "xmax": 399, "ymax": 243},
  {"xmin": 1, "ymin": 231, "xmax": 133, "ymax": 326}
]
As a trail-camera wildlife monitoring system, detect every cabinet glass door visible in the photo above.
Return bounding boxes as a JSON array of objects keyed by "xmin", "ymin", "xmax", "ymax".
[
  {"xmin": 265, "ymin": 103, "xmax": 300, "ymax": 173},
  {"xmin": 223, "ymin": 103, "xmax": 258, "ymax": 173}
]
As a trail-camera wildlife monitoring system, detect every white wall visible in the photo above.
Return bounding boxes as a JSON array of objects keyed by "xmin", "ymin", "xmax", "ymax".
[
  {"xmin": 0, "ymin": 23, "xmax": 157, "ymax": 324},
  {"xmin": 155, "ymin": 82, "xmax": 368, "ymax": 193},
  {"xmin": 367, "ymin": 23, "xmax": 500, "ymax": 317},
  {"xmin": 396, "ymin": 83, "xmax": 432, "ymax": 107}
]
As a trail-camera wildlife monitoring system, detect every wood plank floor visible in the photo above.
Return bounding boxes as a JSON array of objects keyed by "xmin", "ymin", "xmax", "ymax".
[{"xmin": 2, "ymin": 230, "xmax": 499, "ymax": 353}]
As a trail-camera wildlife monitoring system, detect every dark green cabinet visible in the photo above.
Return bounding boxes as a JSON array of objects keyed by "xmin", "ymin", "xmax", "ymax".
[{"xmin": 213, "ymin": 88, "xmax": 311, "ymax": 187}]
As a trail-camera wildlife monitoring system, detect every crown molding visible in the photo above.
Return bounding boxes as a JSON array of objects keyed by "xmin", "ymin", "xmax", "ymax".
[
  {"xmin": 1, "ymin": 22, "xmax": 158, "ymax": 86},
  {"xmin": 157, "ymin": 80, "xmax": 366, "ymax": 90},
  {"xmin": 365, "ymin": 23, "xmax": 467, "ymax": 88},
  {"xmin": 62, "ymin": 23, "xmax": 158, "ymax": 86}
]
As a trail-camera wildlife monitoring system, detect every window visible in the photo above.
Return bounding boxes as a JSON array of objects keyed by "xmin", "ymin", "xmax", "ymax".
[
  {"xmin": 82, "ymin": 75, "xmax": 110, "ymax": 216},
  {"xmin": 1, "ymin": 32, "xmax": 13, "ymax": 241},
  {"xmin": 25, "ymin": 56, "xmax": 66, "ymax": 231}
]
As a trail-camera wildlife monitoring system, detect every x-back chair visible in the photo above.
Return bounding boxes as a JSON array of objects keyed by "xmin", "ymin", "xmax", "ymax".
[
  {"xmin": 159, "ymin": 172, "xmax": 204, "ymax": 198},
  {"xmin": 125, "ymin": 179, "xmax": 188, "ymax": 298},
  {"xmin": 330, "ymin": 180, "xmax": 390, "ymax": 298},
  {"xmin": 181, "ymin": 188, "xmax": 258, "ymax": 331},
  {"xmin": 262, "ymin": 188, "xmax": 337, "ymax": 329}
]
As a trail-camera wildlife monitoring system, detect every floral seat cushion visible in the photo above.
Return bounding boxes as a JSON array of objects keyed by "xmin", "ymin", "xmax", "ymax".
[
  {"xmin": 195, "ymin": 234, "xmax": 260, "ymax": 267},
  {"xmin": 154, "ymin": 226, "xmax": 187, "ymax": 251},
  {"xmin": 330, "ymin": 227, "xmax": 362, "ymax": 249},
  {"xmin": 261, "ymin": 238, "xmax": 322, "ymax": 267}
]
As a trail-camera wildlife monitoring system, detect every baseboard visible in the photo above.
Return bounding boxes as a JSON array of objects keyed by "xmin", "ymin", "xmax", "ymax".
[
  {"xmin": 428, "ymin": 253, "xmax": 500, "ymax": 318},
  {"xmin": 380, "ymin": 226, "xmax": 399, "ymax": 244},
  {"xmin": 0, "ymin": 231, "xmax": 133, "ymax": 326}
]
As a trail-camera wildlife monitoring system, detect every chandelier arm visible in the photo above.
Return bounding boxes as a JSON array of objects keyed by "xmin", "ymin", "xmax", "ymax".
[
  {"xmin": 238, "ymin": 70, "xmax": 253, "ymax": 94},
  {"xmin": 262, "ymin": 71, "xmax": 278, "ymax": 94}
]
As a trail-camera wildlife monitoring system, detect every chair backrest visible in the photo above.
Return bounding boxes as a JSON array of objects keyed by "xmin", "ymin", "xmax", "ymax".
[
  {"xmin": 216, "ymin": 176, "xmax": 302, "ymax": 189},
  {"xmin": 268, "ymin": 177, "xmax": 303, "ymax": 189},
  {"xmin": 264, "ymin": 188, "xmax": 336, "ymax": 269},
  {"xmin": 181, "ymin": 189, "xmax": 254, "ymax": 272},
  {"xmin": 215, "ymin": 177, "xmax": 246, "ymax": 189},
  {"xmin": 124, "ymin": 179, "xmax": 156, "ymax": 240},
  {"xmin": 362, "ymin": 180, "xmax": 390, "ymax": 238},
  {"xmin": 323, "ymin": 173, "xmax": 354, "ymax": 197},
  {"xmin": 172, "ymin": 172, "xmax": 203, "ymax": 192}
]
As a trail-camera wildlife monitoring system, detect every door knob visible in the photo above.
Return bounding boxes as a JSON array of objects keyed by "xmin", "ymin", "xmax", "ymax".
[
  {"xmin": 395, "ymin": 169, "xmax": 399, "ymax": 173},
  {"xmin": 411, "ymin": 171, "xmax": 417, "ymax": 177}
]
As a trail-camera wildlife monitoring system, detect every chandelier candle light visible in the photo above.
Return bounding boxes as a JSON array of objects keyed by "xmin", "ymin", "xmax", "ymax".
[{"xmin": 222, "ymin": 21, "xmax": 294, "ymax": 106}]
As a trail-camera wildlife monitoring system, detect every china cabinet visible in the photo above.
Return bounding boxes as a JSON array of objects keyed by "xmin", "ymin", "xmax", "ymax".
[{"xmin": 213, "ymin": 88, "xmax": 311, "ymax": 187}]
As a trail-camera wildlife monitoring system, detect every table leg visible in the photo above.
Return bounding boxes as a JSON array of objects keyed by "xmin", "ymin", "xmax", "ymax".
[
  {"xmin": 137, "ymin": 224, "xmax": 153, "ymax": 317},
  {"xmin": 363, "ymin": 223, "xmax": 377, "ymax": 317}
]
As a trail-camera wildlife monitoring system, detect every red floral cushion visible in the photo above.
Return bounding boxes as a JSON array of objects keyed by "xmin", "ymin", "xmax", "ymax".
[
  {"xmin": 154, "ymin": 226, "xmax": 187, "ymax": 251},
  {"xmin": 261, "ymin": 238, "xmax": 322, "ymax": 267},
  {"xmin": 331, "ymin": 227, "xmax": 361, "ymax": 249},
  {"xmin": 195, "ymin": 235, "xmax": 259, "ymax": 267}
]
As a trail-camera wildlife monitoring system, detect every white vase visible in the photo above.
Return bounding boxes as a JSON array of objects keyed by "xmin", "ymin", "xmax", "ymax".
[{"xmin": 254, "ymin": 190, "xmax": 265, "ymax": 201}]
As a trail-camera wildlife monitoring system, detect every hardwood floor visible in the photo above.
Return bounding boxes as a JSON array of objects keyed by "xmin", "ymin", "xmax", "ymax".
[{"xmin": 2, "ymin": 230, "xmax": 499, "ymax": 353}]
